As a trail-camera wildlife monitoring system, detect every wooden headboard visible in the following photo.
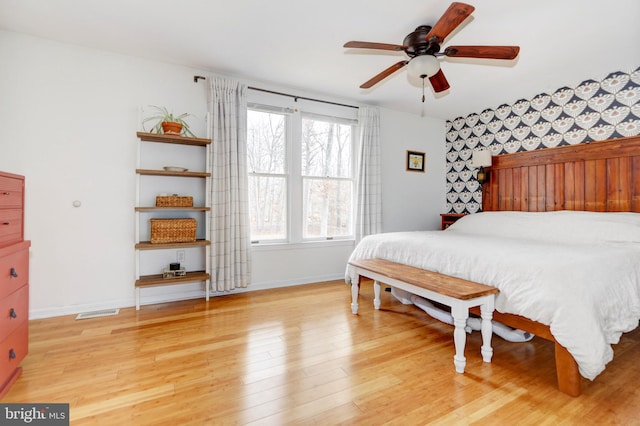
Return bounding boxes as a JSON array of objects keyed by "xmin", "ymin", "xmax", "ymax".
[{"xmin": 482, "ymin": 135, "xmax": 640, "ymax": 213}]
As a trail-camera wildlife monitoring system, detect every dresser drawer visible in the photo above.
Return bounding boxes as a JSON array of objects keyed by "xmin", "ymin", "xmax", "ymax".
[
  {"xmin": 0, "ymin": 242, "xmax": 29, "ymax": 300},
  {"xmin": 0, "ymin": 209, "xmax": 23, "ymax": 246},
  {"xmin": 0, "ymin": 321, "xmax": 28, "ymax": 384},
  {"xmin": 0, "ymin": 174, "xmax": 23, "ymax": 209},
  {"xmin": 0, "ymin": 285, "xmax": 28, "ymax": 341},
  {"xmin": 0, "ymin": 190, "xmax": 22, "ymax": 209}
]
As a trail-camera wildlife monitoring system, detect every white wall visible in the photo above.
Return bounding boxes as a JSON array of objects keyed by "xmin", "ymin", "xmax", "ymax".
[
  {"xmin": 380, "ymin": 108, "xmax": 446, "ymax": 231},
  {"xmin": 0, "ymin": 30, "xmax": 446, "ymax": 318},
  {"xmin": 0, "ymin": 30, "xmax": 209, "ymax": 318}
]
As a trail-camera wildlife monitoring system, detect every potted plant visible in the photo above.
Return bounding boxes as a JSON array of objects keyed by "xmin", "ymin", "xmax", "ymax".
[{"xmin": 142, "ymin": 105, "xmax": 196, "ymax": 137}]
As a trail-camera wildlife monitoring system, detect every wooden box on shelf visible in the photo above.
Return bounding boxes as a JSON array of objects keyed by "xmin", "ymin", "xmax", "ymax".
[
  {"xmin": 155, "ymin": 195, "xmax": 194, "ymax": 207},
  {"xmin": 149, "ymin": 218, "xmax": 197, "ymax": 244}
]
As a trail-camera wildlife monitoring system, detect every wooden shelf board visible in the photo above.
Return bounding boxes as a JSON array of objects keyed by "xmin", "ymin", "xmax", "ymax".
[
  {"xmin": 136, "ymin": 169, "xmax": 210, "ymax": 178},
  {"xmin": 136, "ymin": 271, "xmax": 210, "ymax": 287},
  {"xmin": 136, "ymin": 240, "xmax": 210, "ymax": 250},
  {"xmin": 135, "ymin": 206, "xmax": 210, "ymax": 212},
  {"xmin": 136, "ymin": 132, "xmax": 211, "ymax": 146}
]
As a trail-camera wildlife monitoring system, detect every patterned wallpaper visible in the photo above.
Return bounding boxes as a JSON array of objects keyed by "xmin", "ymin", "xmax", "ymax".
[{"xmin": 445, "ymin": 67, "xmax": 640, "ymax": 214}]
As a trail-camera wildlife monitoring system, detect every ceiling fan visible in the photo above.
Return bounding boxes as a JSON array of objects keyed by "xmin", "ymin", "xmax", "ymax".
[{"xmin": 343, "ymin": 2, "xmax": 520, "ymax": 98}]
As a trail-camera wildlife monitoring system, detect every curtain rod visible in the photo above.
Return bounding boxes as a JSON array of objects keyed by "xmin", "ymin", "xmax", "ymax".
[
  {"xmin": 193, "ymin": 75, "xmax": 358, "ymax": 110},
  {"xmin": 247, "ymin": 87, "xmax": 359, "ymax": 110}
]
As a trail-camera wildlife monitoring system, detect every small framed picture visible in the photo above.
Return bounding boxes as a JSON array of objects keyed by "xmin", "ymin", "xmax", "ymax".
[{"xmin": 406, "ymin": 150, "xmax": 425, "ymax": 172}]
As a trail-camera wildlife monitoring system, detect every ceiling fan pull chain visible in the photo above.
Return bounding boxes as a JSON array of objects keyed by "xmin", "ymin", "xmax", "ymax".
[{"xmin": 421, "ymin": 78, "xmax": 426, "ymax": 103}]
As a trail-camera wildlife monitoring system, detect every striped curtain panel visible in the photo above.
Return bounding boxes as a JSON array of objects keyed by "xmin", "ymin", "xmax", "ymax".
[
  {"xmin": 355, "ymin": 106, "xmax": 382, "ymax": 242},
  {"xmin": 208, "ymin": 76, "xmax": 252, "ymax": 291}
]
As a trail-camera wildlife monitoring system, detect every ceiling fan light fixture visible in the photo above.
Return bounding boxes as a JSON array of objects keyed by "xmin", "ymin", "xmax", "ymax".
[{"xmin": 407, "ymin": 55, "xmax": 440, "ymax": 79}]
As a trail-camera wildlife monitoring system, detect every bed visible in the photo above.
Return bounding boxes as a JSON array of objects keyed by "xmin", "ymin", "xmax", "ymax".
[{"xmin": 346, "ymin": 135, "xmax": 640, "ymax": 396}]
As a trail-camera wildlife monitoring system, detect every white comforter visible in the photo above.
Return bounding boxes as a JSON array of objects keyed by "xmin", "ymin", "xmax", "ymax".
[{"xmin": 346, "ymin": 211, "xmax": 640, "ymax": 380}]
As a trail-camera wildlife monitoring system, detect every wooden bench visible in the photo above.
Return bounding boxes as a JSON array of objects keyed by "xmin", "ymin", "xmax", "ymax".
[{"xmin": 348, "ymin": 258, "xmax": 499, "ymax": 374}]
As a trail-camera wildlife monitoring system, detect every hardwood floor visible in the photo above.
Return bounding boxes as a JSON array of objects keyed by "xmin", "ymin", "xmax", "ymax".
[{"xmin": 3, "ymin": 280, "xmax": 639, "ymax": 425}]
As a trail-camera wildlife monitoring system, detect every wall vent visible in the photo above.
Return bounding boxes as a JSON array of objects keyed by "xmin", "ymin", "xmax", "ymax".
[{"xmin": 75, "ymin": 308, "xmax": 120, "ymax": 320}]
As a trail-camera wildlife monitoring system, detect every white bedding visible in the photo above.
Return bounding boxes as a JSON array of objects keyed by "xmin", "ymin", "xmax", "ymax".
[{"xmin": 345, "ymin": 210, "xmax": 640, "ymax": 380}]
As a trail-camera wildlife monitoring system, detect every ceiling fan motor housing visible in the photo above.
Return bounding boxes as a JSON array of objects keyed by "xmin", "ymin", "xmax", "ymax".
[{"xmin": 403, "ymin": 25, "xmax": 440, "ymax": 57}]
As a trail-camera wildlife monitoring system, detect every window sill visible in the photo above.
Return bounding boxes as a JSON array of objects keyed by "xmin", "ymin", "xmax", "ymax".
[{"xmin": 251, "ymin": 239, "xmax": 355, "ymax": 252}]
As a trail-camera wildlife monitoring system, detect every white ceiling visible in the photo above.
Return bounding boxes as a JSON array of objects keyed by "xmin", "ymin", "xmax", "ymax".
[{"xmin": 1, "ymin": 0, "xmax": 639, "ymax": 120}]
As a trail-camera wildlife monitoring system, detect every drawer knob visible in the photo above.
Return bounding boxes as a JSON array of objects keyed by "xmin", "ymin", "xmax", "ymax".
[
  {"xmin": 2, "ymin": 222, "xmax": 9, "ymax": 226},
  {"xmin": 10, "ymin": 268, "xmax": 18, "ymax": 278},
  {"xmin": 9, "ymin": 349, "xmax": 16, "ymax": 359},
  {"xmin": 10, "ymin": 308, "xmax": 17, "ymax": 318},
  {"xmin": 2, "ymin": 192, "xmax": 10, "ymax": 195}
]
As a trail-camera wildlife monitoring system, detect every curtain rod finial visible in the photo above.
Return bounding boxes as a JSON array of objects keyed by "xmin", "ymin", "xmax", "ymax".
[{"xmin": 194, "ymin": 75, "xmax": 206, "ymax": 83}]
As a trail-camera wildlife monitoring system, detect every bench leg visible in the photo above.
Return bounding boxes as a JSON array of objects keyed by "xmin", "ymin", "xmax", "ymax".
[
  {"xmin": 480, "ymin": 298, "xmax": 495, "ymax": 363},
  {"xmin": 373, "ymin": 280, "xmax": 381, "ymax": 310},
  {"xmin": 451, "ymin": 304, "xmax": 468, "ymax": 373},
  {"xmin": 351, "ymin": 276, "xmax": 360, "ymax": 314}
]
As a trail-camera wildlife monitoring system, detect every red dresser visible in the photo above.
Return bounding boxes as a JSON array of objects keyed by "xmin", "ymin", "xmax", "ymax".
[{"xmin": 0, "ymin": 171, "xmax": 30, "ymax": 398}]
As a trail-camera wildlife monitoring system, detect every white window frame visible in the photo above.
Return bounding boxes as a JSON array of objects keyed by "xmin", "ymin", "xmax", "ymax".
[
  {"xmin": 247, "ymin": 99, "xmax": 357, "ymax": 246},
  {"xmin": 247, "ymin": 104, "xmax": 292, "ymax": 244},
  {"xmin": 299, "ymin": 112, "xmax": 356, "ymax": 242}
]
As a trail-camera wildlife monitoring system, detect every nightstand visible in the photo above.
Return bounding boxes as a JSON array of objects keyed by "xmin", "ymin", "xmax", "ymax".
[{"xmin": 440, "ymin": 213, "xmax": 466, "ymax": 230}]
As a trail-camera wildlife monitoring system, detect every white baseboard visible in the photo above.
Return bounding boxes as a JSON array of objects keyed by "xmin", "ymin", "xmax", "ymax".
[
  {"xmin": 29, "ymin": 273, "xmax": 346, "ymax": 319},
  {"xmin": 29, "ymin": 298, "xmax": 133, "ymax": 320},
  {"xmin": 217, "ymin": 273, "xmax": 345, "ymax": 295}
]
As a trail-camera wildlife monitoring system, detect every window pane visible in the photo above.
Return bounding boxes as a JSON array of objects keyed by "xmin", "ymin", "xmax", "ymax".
[
  {"xmin": 303, "ymin": 178, "xmax": 352, "ymax": 238},
  {"xmin": 301, "ymin": 118, "xmax": 352, "ymax": 178},
  {"xmin": 248, "ymin": 110, "xmax": 286, "ymax": 174},
  {"xmin": 249, "ymin": 176, "xmax": 287, "ymax": 241}
]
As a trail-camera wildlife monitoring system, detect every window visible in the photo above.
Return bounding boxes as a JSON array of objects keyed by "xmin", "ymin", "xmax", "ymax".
[
  {"xmin": 247, "ymin": 109, "xmax": 288, "ymax": 242},
  {"xmin": 247, "ymin": 106, "xmax": 355, "ymax": 244},
  {"xmin": 301, "ymin": 115, "xmax": 353, "ymax": 239}
]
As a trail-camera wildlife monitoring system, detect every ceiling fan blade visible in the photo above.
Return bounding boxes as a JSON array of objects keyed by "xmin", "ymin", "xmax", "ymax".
[
  {"xmin": 425, "ymin": 2, "xmax": 475, "ymax": 44},
  {"xmin": 444, "ymin": 45, "xmax": 520, "ymax": 59},
  {"xmin": 429, "ymin": 69, "xmax": 450, "ymax": 93},
  {"xmin": 360, "ymin": 61, "xmax": 409, "ymax": 88},
  {"xmin": 344, "ymin": 41, "xmax": 407, "ymax": 51}
]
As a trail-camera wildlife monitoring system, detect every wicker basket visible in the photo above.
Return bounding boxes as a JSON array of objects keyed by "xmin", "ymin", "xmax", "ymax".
[
  {"xmin": 155, "ymin": 195, "xmax": 193, "ymax": 207},
  {"xmin": 150, "ymin": 218, "xmax": 197, "ymax": 244}
]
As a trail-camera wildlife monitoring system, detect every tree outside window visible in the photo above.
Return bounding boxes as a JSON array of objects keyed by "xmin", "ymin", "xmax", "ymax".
[
  {"xmin": 247, "ymin": 110, "xmax": 287, "ymax": 241},
  {"xmin": 302, "ymin": 117, "xmax": 352, "ymax": 239}
]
